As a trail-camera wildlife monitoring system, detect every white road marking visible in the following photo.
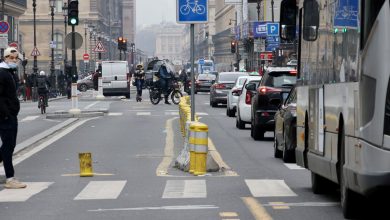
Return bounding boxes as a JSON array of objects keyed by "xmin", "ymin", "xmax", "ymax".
[
  {"xmin": 136, "ymin": 112, "xmax": 151, "ymax": 116},
  {"xmin": 74, "ymin": 181, "xmax": 127, "ymax": 200},
  {"xmin": 284, "ymin": 163, "xmax": 305, "ymax": 170},
  {"xmin": 108, "ymin": 112, "xmax": 123, "ymax": 116},
  {"xmin": 20, "ymin": 116, "xmax": 39, "ymax": 122},
  {"xmin": 84, "ymin": 101, "xmax": 100, "ymax": 110},
  {"xmin": 162, "ymin": 180, "xmax": 207, "ymax": 198},
  {"xmin": 263, "ymin": 202, "xmax": 339, "ymax": 207},
  {"xmin": 165, "ymin": 112, "xmax": 179, "ymax": 116},
  {"xmin": 0, "ymin": 182, "xmax": 53, "ymax": 202},
  {"xmin": 88, "ymin": 205, "xmax": 218, "ymax": 212},
  {"xmin": 196, "ymin": 112, "xmax": 209, "ymax": 116},
  {"xmin": 245, "ymin": 179, "xmax": 297, "ymax": 197}
]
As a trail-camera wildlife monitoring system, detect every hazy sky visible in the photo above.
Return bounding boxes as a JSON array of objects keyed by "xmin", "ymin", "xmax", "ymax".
[{"xmin": 136, "ymin": 0, "xmax": 177, "ymax": 26}]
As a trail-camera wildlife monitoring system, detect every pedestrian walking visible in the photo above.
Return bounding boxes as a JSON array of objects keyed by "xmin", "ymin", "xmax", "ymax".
[
  {"xmin": 0, "ymin": 47, "xmax": 27, "ymax": 189},
  {"xmin": 134, "ymin": 63, "xmax": 145, "ymax": 102}
]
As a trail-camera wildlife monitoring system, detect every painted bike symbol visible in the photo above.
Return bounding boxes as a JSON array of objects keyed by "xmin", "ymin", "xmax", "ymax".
[{"xmin": 180, "ymin": 0, "xmax": 206, "ymax": 15}]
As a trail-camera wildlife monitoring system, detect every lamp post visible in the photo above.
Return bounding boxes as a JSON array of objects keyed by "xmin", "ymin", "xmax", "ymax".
[
  {"xmin": 256, "ymin": 0, "xmax": 261, "ymax": 21},
  {"xmin": 49, "ymin": 0, "xmax": 55, "ymax": 90},
  {"xmin": 271, "ymin": 0, "xmax": 274, "ymax": 22},
  {"xmin": 84, "ymin": 22, "xmax": 88, "ymax": 73},
  {"xmin": 62, "ymin": 2, "xmax": 68, "ymax": 66},
  {"xmin": 32, "ymin": 0, "xmax": 38, "ymax": 101}
]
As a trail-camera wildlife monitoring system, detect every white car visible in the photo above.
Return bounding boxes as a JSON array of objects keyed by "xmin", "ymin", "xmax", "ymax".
[
  {"xmin": 226, "ymin": 75, "xmax": 250, "ymax": 117},
  {"xmin": 236, "ymin": 76, "xmax": 262, "ymax": 129}
]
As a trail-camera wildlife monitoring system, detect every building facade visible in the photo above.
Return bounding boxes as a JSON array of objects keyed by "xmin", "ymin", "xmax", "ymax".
[{"xmin": 155, "ymin": 22, "xmax": 184, "ymax": 62}]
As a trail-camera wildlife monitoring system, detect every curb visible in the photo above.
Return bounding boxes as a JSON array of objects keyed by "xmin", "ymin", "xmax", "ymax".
[{"xmin": 46, "ymin": 111, "xmax": 105, "ymax": 119}]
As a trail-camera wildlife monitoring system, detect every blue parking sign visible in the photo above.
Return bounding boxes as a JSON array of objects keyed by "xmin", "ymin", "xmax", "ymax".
[
  {"xmin": 177, "ymin": 0, "xmax": 208, "ymax": 24},
  {"xmin": 267, "ymin": 23, "xmax": 279, "ymax": 36}
]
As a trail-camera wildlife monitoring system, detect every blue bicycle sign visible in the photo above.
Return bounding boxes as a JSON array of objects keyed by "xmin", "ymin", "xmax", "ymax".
[
  {"xmin": 180, "ymin": 0, "xmax": 206, "ymax": 15},
  {"xmin": 177, "ymin": 0, "xmax": 208, "ymax": 24}
]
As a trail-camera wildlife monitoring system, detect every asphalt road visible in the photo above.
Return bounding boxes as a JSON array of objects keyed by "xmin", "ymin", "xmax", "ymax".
[{"xmin": 0, "ymin": 90, "xmax": 379, "ymax": 219}]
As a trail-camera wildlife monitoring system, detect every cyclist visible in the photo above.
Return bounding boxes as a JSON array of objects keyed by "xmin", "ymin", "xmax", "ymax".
[
  {"xmin": 134, "ymin": 63, "xmax": 145, "ymax": 102},
  {"xmin": 36, "ymin": 71, "xmax": 50, "ymax": 108}
]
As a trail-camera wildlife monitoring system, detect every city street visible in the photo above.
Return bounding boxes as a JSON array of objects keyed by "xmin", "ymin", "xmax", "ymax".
[{"xmin": 0, "ymin": 91, "xmax": 352, "ymax": 220}]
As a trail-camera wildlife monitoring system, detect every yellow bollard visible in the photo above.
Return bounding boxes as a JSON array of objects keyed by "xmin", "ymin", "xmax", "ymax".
[
  {"xmin": 188, "ymin": 122, "xmax": 197, "ymax": 173},
  {"xmin": 79, "ymin": 152, "xmax": 94, "ymax": 177},
  {"xmin": 193, "ymin": 123, "xmax": 208, "ymax": 176}
]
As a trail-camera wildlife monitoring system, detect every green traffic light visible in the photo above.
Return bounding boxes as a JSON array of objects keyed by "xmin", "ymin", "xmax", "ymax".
[
  {"xmin": 334, "ymin": 28, "xmax": 338, "ymax": 34},
  {"xmin": 70, "ymin": 18, "xmax": 77, "ymax": 25}
]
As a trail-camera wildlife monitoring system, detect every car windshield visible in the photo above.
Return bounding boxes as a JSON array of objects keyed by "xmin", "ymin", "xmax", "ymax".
[
  {"xmin": 219, "ymin": 73, "xmax": 246, "ymax": 81},
  {"xmin": 265, "ymin": 72, "xmax": 296, "ymax": 87},
  {"xmin": 237, "ymin": 77, "xmax": 247, "ymax": 86}
]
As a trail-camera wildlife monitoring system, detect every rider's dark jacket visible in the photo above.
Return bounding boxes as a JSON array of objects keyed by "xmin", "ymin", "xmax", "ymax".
[{"xmin": 0, "ymin": 62, "xmax": 20, "ymax": 120}]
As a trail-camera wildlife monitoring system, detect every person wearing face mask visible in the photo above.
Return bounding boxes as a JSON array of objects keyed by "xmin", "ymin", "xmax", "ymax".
[{"xmin": 0, "ymin": 47, "xmax": 26, "ymax": 189}]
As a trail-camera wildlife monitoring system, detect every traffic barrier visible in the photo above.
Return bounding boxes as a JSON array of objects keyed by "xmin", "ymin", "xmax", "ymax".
[
  {"xmin": 79, "ymin": 152, "xmax": 93, "ymax": 177},
  {"xmin": 192, "ymin": 122, "xmax": 208, "ymax": 176},
  {"xmin": 188, "ymin": 122, "xmax": 197, "ymax": 173}
]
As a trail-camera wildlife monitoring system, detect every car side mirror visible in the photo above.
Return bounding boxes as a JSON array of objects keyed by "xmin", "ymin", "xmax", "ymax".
[{"xmin": 245, "ymin": 83, "xmax": 256, "ymax": 91}]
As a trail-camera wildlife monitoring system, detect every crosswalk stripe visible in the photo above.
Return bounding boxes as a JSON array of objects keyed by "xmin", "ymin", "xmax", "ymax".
[
  {"xmin": 196, "ymin": 112, "xmax": 209, "ymax": 116},
  {"xmin": 0, "ymin": 182, "xmax": 53, "ymax": 202},
  {"xmin": 245, "ymin": 179, "xmax": 297, "ymax": 197},
  {"xmin": 108, "ymin": 112, "xmax": 123, "ymax": 116},
  {"xmin": 20, "ymin": 116, "xmax": 40, "ymax": 122},
  {"xmin": 284, "ymin": 163, "xmax": 305, "ymax": 170},
  {"xmin": 136, "ymin": 112, "xmax": 151, "ymax": 116},
  {"xmin": 162, "ymin": 180, "xmax": 206, "ymax": 198},
  {"xmin": 165, "ymin": 112, "xmax": 179, "ymax": 116},
  {"xmin": 74, "ymin": 181, "xmax": 127, "ymax": 200}
]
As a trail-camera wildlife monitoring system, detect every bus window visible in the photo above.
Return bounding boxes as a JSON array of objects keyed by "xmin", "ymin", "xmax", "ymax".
[
  {"xmin": 303, "ymin": 0, "xmax": 319, "ymax": 41},
  {"xmin": 361, "ymin": 0, "xmax": 385, "ymax": 49}
]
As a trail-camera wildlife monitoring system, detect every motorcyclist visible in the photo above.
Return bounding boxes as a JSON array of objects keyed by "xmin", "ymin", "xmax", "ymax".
[
  {"xmin": 36, "ymin": 70, "xmax": 50, "ymax": 108},
  {"xmin": 134, "ymin": 63, "xmax": 145, "ymax": 102},
  {"xmin": 158, "ymin": 63, "xmax": 174, "ymax": 104}
]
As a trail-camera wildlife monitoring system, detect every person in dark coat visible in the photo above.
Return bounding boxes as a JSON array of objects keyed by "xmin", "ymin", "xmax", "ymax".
[{"xmin": 0, "ymin": 47, "xmax": 27, "ymax": 189}]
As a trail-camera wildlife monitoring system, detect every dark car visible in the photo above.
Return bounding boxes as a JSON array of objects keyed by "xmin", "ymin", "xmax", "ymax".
[
  {"xmin": 77, "ymin": 75, "xmax": 94, "ymax": 92},
  {"xmin": 251, "ymin": 67, "xmax": 297, "ymax": 140},
  {"xmin": 274, "ymin": 86, "xmax": 297, "ymax": 162},
  {"xmin": 210, "ymin": 72, "xmax": 248, "ymax": 107},
  {"xmin": 195, "ymin": 73, "xmax": 216, "ymax": 93}
]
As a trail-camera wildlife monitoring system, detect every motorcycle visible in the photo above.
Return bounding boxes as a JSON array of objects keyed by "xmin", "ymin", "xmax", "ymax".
[{"xmin": 149, "ymin": 78, "xmax": 183, "ymax": 105}]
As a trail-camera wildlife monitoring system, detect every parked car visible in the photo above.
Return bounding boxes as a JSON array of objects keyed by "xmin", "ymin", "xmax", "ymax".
[
  {"xmin": 251, "ymin": 67, "xmax": 297, "ymax": 140},
  {"xmin": 274, "ymin": 86, "xmax": 297, "ymax": 162},
  {"xmin": 77, "ymin": 75, "xmax": 94, "ymax": 92},
  {"xmin": 210, "ymin": 72, "xmax": 248, "ymax": 107},
  {"xmin": 235, "ymin": 76, "xmax": 262, "ymax": 128},
  {"xmin": 226, "ymin": 75, "xmax": 251, "ymax": 117}
]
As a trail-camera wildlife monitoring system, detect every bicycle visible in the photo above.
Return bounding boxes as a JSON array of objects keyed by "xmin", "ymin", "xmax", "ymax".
[
  {"xmin": 180, "ymin": 0, "xmax": 206, "ymax": 15},
  {"xmin": 149, "ymin": 79, "xmax": 183, "ymax": 105},
  {"xmin": 38, "ymin": 94, "xmax": 46, "ymax": 114}
]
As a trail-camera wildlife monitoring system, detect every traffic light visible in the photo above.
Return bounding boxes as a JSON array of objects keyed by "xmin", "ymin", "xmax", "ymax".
[
  {"xmin": 68, "ymin": 0, "xmax": 79, "ymax": 25},
  {"xmin": 117, "ymin": 37, "xmax": 123, "ymax": 50},
  {"xmin": 122, "ymin": 38, "xmax": 127, "ymax": 51},
  {"xmin": 231, "ymin": 41, "xmax": 236, "ymax": 53}
]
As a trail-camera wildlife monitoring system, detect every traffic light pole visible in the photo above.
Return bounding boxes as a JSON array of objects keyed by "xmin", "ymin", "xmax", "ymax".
[{"xmin": 69, "ymin": 24, "xmax": 81, "ymax": 114}]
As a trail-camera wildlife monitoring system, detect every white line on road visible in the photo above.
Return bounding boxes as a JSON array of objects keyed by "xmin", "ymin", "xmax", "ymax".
[
  {"xmin": 20, "ymin": 116, "xmax": 40, "ymax": 122},
  {"xmin": 196, "ymin": 112, "xmax": 209, "ymax": 116},
  {"xmin": 263, "ymin": 202, "xmax": 339, "ymax": 207},
  {"xmin": 84, "ymin": 101, "xmax": 100, "ymax": 109},
  {"xmin": 284, "ymin": 163, "xmax": 305, "ymax": 170},
  {"xmin": 74, "ymin": 181, "xmax": 127, "ymax": 200},
  {"xmin": 245, "ymin": 179, "xmax": 297, "ymax": 197},
  {"xmin": 136, "ymin": 112, "xmax": 151, "ymax": 116},
  {"xmin": 162, "ymin": 180, "xmax": 207, "ymax": 198},
  {"xmin": 88, "ymin": 205, "xmax": 218, "ymax": 212},
  {"xmin": 156, "ymin": 118, "xmax": 176, "ymax": 176},
  {"xmin": 165, "ymin": 112, "xmax": 179, "ymax": 116},
  {"xmin": 108, "ymin": 112, "xmax": 123, "ymax": 116},
  {"xmin": 0, "ymin": 182, "xmax": 53, "ymax": 202}
]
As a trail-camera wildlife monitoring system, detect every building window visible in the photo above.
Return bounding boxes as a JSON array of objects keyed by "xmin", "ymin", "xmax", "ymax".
[
  {"xmin": 54, "ymin": 33, "xmax": 63, "ymax": 60},
  {"xmin": 55, "ymin": 0, "xmax": 63, "ymax": 13}
]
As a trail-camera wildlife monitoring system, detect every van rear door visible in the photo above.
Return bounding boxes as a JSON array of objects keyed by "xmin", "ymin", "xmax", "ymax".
[{"xmin": 102, "ymin": 61, "xmax": 128, "ymax": 89}]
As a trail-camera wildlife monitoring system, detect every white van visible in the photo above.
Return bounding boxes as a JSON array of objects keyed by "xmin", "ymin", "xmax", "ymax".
[{"xmin": 102, "ymin": 61, "xmax": 130, "ymax": 98}]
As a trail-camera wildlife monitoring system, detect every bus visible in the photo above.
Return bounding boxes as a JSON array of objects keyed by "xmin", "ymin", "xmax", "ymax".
[
  {"xmin": 280, "ymin": 0, "xmax": 390, "ymax": 218},
  {"xmin": 197, "ymin": 59, "xmax": 214, "ymax": 74}
]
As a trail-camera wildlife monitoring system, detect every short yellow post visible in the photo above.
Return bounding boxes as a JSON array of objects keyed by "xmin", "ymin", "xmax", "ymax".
[
  {"xmin": 193, "ymin": 122, "xmax": 208, "ymax": 176},
  {"xmin": 188, "ymin": 122, "xmax": 197, "ymax": 173},
  {"xmin": 79, "ymin": 152, "xmax": 93, "ymax": 177}
]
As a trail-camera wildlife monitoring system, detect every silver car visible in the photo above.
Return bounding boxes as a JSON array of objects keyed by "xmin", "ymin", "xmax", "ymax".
[
  {"xmin": 77, "ymin": 75, "xmax": 94, "ymax": 92},
  {"xmin": 210, "ymin": 72, "xmax": 248, "ymax": 107},
  {"xmin": 226, "ymin": 75, "xmax": 250, "ymax": 117}
]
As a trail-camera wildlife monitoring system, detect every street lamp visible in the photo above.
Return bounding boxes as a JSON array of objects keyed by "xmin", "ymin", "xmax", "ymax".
[
  {"xmin": 49, "ymin": 0, "xmax": 55, "ymax": 90},
  {"xmin": 32, "ymin": 0, "xmax": 38, "ymax": 101},
  {"xmin": 256, "ymin": 0, "xmax": 262, "ymax": 21},
  {"xmin": 84, "ymin": 22, "xmax": 89, "ymax": 73}
]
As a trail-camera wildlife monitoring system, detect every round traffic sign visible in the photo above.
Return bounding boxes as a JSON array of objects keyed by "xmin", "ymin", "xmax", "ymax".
[
  {"xmin": 83, "ymin": 53, "xmax": 89, "ymax": 60},
  {"xmin": 0, "ymin": 21, "xmax": 9, "ymax": 34},
  {"xmin": 9, "ymin": 42, "xmax": 18, "ymax": 49}
]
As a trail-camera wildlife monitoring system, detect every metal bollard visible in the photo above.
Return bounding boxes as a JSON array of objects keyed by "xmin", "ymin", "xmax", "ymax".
[
  {"xmin": 188, "ymin": 122, "xmax": 197, "ymax": 173},
  {"xmin": 79, "ymin": 152, "xmax": 94, "ymax": 177},
  {"xmin": 193, "ymin": 122, "xmax": 208, "ymax": 176}
]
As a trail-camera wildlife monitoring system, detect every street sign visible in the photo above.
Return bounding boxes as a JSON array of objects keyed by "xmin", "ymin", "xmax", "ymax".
[
  {"xmin": 8, "ymin": 42, "xmax": 18, "ymax": 49},
  {"xmin": 253, "ymin": 22, "xmax": 267, "ymax": 38},
  {"xmin": 83, "ymin": 53, "xmax": 89, "ymax": 60},
  {"xmin": 177, "ymin": 0, "xmax": 208, "ymax": 24},
  {"xmin": 267, "ymin": 23, "xmax": 279, "ymax": 36},
  {"xmin": 93, "ymin": 41, "xmax": 106, "ymax": 52},
  {"xmin": 49, "ymin": 41, "xmax": 56, "ymax": 49},
  {"xmin": 334, "ymin": 0, "xmax": 358, "ymax": 28},
  {"xmin": 0, "ymin": 33, "xmax": 7, "ymax": 48},
  {"xmin": 65, "ymin": 32, "xmax": 83, "ymax": 50},
  {"xmin": 198, "ymin": 59, "xmax": 205, "ymax": 65},
  {"xmin": 31, "ymin": 47, "xmax": 41, "ymax": 56},
  {"xmin": 0, "ymin": 21, "xmax": 9, "ymax": 34}
]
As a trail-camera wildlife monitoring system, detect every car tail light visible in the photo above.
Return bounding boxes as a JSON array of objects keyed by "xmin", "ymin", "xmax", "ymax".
[
  {"xmin": 258, "ymin": 86, "xmax": 281, "ymax": 95},
  {"xmin": 290, "ymin": 70, "xmax": 297, "ymax": 75},
  {"xmin": 245, "ymin": 91, "xmax": 252, "ymax": 104},
  {"xmin": 261, "ymin": 112, "xmax": 270, "ymax": 116},
  {"xmin": 214, "ymin": 83, "xmax": 226, "ymax": 89}
]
